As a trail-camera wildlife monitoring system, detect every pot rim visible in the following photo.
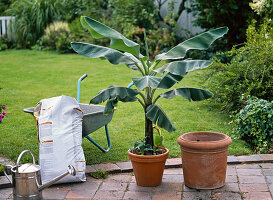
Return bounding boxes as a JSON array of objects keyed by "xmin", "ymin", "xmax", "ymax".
[
  {"xmin": 177, "ymin": 131, "xmax": 232, "ymax": 150},
  {"xmin": 128, "ymin": 147, "xmax": 169, "ymax": 160}
]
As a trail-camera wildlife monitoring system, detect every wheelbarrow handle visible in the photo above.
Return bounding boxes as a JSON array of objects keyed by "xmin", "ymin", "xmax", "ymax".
[
  {"xmin": 80, "ymin": 74, "xmax": 88, "ymax": 81},
  {"xmin": 77, "ymin": 74, "xmax": 88, "ymax": 103}
]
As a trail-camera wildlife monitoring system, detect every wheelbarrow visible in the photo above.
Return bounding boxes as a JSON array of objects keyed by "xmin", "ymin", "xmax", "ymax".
[{"xmin": 24, "ymin": 74, "xmax": 118, "ymax": 153}]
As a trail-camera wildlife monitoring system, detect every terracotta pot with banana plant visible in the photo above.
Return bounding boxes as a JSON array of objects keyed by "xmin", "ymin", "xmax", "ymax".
[{"xmin": 71, "ymin": 16, "xmax": 228, "ymax": 187}]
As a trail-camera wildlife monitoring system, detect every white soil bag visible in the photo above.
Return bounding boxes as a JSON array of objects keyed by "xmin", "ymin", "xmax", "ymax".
[{"xmin": 34, "ymin": 95, "xmax": 86, "ymax": 184}]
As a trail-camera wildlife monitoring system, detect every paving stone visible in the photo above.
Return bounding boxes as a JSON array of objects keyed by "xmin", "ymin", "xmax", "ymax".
[
  {"xmin": 104, "ymin": 173, "xmax": 132, "ymax": 183},
  {"xmin": 237, "ymin": 168, "xmax": 262, "ymax": 176},
  {"xmin": 70, "ymin": 181, "xmax": 101, "ymax": 197},
  {"xmin": 268, "ymin": 183, "xmax": 273, "ymax": 196},
  {"xmin": 85, "ymin": 165, "xmax": 97, "ymax": 173},
  {"xmin": 0, "ymin": 156, "xmax": 15, "ymax": 165},
  {"xmin": 161, "ymin": 174, "xmax": 183, "ymax": 183},
  {"xmin": 265, "ymin": 176, "xmax": 273, "ymax": 184},
  {"xmin": 226, "ymin": 175, "xmax": 238, "ymax": 183},
  {"xmin": 211, "ymin": 192, "xmax": 242, "ymax": 200},
  {"xmin": 93, "ymin": 190, "xmax": 125, "ymax": 200},
  {"xmin": 261, "ymin": 163, "xmax": 273, "ymax": 169},
  {"xmin": 227, "ymin": 155, "xmax": 240, "ymax": 164},
  {"xmin": 235, "ymin": 163, "xmax": 260, "ymax": 169},
  {"xmin": 86, "ymin": 175, "xmax": 104, "ymax": 183},
  {"xmin": 182, "ymin": 184, "xmax": 211, "ymax": 192},
  {"xmin": 163, "ymin": 168, "xmax": 183, "ymax": 175},
  {"xmin": 242, "ymin": 192, "xmax": 272, "ymax": 200},
  {"xmin": 165, "ymin": 158, "xmax": 182, "ymax": 168},
  {"xmin": 214, "ymin": 183, "xmax": 240, "ymax": 192},
  {"xmin": 65, "ymin": 191, "xmax": 91, "ymax": 199},
  {"xmin": 123, "ymin": 191, "xmax": 152, "ymax": 200},
  {"xmin": 98, "ymin": 182, "xmax": 128, "ymax": 191},
  {"xmin": 152, "ymin": 191, "xmax": 182, "ymax": 200},
  {"xmin": 182, "ymin": 191, "xmax": 212, "ymax": 200},
  {"xmin": 42, "ymin": 189, "xmax": 69, "ymax": 199},
  {"xmin": 238, "ymin": 175, "xmax": 266, "ymax": 184},
  {"xmin": 152, "ymin": 182, "xmax": 183, "ymax": 192},
  {"xmin": 0, "ymin": 188, "xmax": 12, "ymax": 199},
  {"xmin": 260, "ymin": 154, "xmax": 273, "ymax": 162},
  {"xmin": 237, "ymin": 155, "xmax": 263, "ymax": 163},
  {"xmin": 263, "ymin": 169, "xmax": 273, "ymax": 176},
  {"xmin": 115, "ymin": 161, "xmax": 132, "ymax": 172},
  {"xmin": 93, "ymin": 163, "xmax": 121, "ymax": 173},
  {"xmin": 226, "ymin": 166, "xmax": 237, "ymax": 176},
  {"xmin": 0, "ymin": 175, "xmax": 12, "ymax": 185},
  {"xmin": 239, "ymin": 183, "xmax": 269, "ymax": 192},
  {"xmin": 128, "ymin": 183, "xmax": 154, "ymax": 192}
]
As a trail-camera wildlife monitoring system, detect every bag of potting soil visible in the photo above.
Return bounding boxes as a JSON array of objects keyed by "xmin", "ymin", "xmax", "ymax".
[{"xmin": 34, "ymin": 95, "xmax": 86, "ymax": 184}]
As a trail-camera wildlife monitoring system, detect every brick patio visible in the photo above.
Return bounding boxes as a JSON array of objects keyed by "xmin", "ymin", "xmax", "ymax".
[{"xmin": 1, "ymin": 154, "xmax": 273, "ymax": 199}]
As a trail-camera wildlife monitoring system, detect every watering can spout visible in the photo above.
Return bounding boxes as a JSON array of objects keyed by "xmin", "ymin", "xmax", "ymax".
[{"xmin": 38, "ymin": 165, "xmax": 76, "ymax": 191}]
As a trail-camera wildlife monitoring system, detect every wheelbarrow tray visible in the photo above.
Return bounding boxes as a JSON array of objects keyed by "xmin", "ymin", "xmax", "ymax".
[{"xmin": 23, "ymin": 104, "xmax": 114, "ymax": 138}]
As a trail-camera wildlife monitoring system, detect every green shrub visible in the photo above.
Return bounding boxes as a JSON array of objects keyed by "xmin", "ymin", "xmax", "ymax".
[
  {"xmin": 7, "ymin": 0, "xmax": 65, "ymax": 48},
  {"xmin": 204, "ymin": 20, "xmax": 273, "ymax": 111},
  {"xmin": 232, "ymin": 97, "xmax": 273, "ymax": 152},
  {"xmin": 38, "ymin": 21, "xmax": 73, "ymax": 53}
]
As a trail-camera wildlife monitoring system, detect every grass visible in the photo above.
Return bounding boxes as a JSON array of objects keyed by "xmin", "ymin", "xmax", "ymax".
[{"xmin": 0, "ymin": 50, "xmax": 253, "ymax": 164}]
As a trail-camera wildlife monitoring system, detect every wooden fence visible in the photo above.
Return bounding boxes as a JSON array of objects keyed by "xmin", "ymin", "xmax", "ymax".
[{"xmin": 0, "ymin": 16, "xmax": 15, "ymax": 38}]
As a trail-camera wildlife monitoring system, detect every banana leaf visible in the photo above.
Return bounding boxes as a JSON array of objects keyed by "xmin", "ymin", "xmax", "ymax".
[
  {"xmin": 155, "ymin": 27, "xmax": 228, "ymax": 61},
  {"xmin": 160, "ymin": 87, "xmax": 213, "ymax": 101},
  {"xmin": 146, "ymin": 104, "xmax": 176, "ymax": 132}
]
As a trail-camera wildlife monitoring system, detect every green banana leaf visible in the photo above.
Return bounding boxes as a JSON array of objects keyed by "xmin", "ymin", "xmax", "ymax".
[
  {"xmin": 81, "ymin": 16, "xmax": 140, "ymax": 57},
  {"xmin": 156, "ymin": 73, "xmax": 183, "ymax": 89},
  {"xmin": 154, "ymin": 60, "xmax": 212, "ymax": 75},
  {"xmin": 160, "ymin": 87, "xmax": 213, "ymax": 101},
  {"xmin": 90, "ymin": 85, "xmax": 139, "ymax": 104},
  {"xmin": 155, "ymin": 27, "xmax": 228, "ymax": 61},
  {"xmin": 146, "ymin": 104, "xmax": 176, "ymax": 132},
  {"xmin": 71, "ymin": 42, "xmax": 135, "ymax": 65},
  {"xmin": 132, "ymin": 76, "xmax": 162, "ymax": 91},
  {"xmin": 103, "ymin": 99, "xmax": 118, "ymax": 115}
]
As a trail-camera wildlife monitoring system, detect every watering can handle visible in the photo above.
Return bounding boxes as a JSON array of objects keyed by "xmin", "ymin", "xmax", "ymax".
[
  {"xmin": 4, "ymin": 165, "xmax": 13, "ymax": 184},
  {"xmin": 16, "ymin": 150, "xmax": 36, "ymax": 172}
]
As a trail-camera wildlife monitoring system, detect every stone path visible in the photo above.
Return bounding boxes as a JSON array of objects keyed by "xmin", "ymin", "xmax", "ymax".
[{"xmin": 1, "ymin": 154, "xmax": 273, "ymax": 199}]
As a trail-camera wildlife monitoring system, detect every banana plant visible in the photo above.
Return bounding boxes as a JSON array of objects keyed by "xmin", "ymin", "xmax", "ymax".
[{"xmin": 71, "ymin": 16, "xmax": 228, "ymax": 149}]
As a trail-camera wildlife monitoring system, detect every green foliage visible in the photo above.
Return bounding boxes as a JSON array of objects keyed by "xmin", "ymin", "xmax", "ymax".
[
  {"xmin": 204, "ymin": 20, "xmax": 273, "ymax": 111},
  {"xmin": 232, "ymin": 97, "xmax": 273, "ymax": 152},
  {"xmin": 90, "ymin": 169, "xmax": 108, "ymax": 179},
  {"xmin": 250, "ymin": 0, "xmax": 273, "ymax": 18},
  {"xmin": 7, "ymin": 0, "xmax": 64, "ymax": 48},
  {"xmin": 0, "ymin": 165, "xmax": 4, "ymax": 174},
  {"xmin": 72, "ymin": 16, "xmax": 227, "ymax": 148},
  {"xmin": 37, "ymin": 21, "xmax": 73, "ymax": 53},
  {"xmin": 0, "ymin": 0, "xmax": 12, "ymax": 15},
  {"xmin": 109, "ymin": 0, "xmax": 158, "ymax": 31},
  {"xmin": 129, "ymin": 140, "xmax": 164, "ymax": 155},
  {"xmin": 0, "ymin": 37, "xmax": 15, "ymax": 51},
  {"xmin": 191, "ymin": 0, "xmax": 255, "ymax": 49}
]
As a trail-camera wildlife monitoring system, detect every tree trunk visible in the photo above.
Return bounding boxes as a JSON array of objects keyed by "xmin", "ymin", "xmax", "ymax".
[{"xmin": 145, "ymin": 116, "xmax": 154, "ymax": 147}]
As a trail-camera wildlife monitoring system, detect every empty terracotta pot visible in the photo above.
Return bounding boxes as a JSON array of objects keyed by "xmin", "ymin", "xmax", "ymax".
[
  {"xmin": 177, "ymin": 131, "xmax": 232, "ymax": 189},
  {"xmin": 128, "ymin": 147, "xmax": 169, "ymax": 187}
]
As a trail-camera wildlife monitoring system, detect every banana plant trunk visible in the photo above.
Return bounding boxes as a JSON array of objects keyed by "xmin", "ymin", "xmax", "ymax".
[{"xmin": 145, "ymin": 114, "xmax": 154, "ymax": 147}]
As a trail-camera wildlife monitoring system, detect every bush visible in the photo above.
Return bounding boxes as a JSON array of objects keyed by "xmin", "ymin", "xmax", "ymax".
[
  {"xmin": 37, "ymin": 21, "xmax": 73, "ymax": 53},
  {"xmin": 232, "ymin": 97, "xmax": 273, "ymax": 152},
  {"xmin": 204, "ymin": 20, "xmax": 273, "ymax": 111},
  {"xmin": 7, "ymin": 0, "xmax": 65, "ymax": 48},
  {"xmin": 190, "ymin": 0, "xmax": 255, "ymax": 50}
]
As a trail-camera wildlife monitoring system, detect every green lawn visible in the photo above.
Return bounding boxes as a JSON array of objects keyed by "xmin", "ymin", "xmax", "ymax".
[{"xmin": 0, "ymin": 50, "xmax": 253, "ymax": 164}]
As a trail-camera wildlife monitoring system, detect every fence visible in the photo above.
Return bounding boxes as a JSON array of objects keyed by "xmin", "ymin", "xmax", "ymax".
[{"xmin": 0, "ymin": 16, "xmax": 15, "ymax": 39}]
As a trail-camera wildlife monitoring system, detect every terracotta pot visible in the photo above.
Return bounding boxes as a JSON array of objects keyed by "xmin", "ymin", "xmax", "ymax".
[
  {"xmin": 177, "ymin": 131, "xmax": 232, "ymax": 189},
  {"xmin": 128, "ymin": 147, "xmax": 169, "ymax": 187}
]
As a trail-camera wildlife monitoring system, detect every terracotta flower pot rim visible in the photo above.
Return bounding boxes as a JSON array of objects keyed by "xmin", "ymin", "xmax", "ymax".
[
  {"xmin": 177, "ymin": 131, "xmax": 232, "ymax": 150},
  {"xmin": 128, "ymin": 147, "xmax": 169, "ymax": 162}
]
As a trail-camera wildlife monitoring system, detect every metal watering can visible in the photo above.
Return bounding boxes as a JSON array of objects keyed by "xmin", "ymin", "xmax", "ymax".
[{"xmin": 4, "ymin": 150, "xmax": 76, "ymax": 200}]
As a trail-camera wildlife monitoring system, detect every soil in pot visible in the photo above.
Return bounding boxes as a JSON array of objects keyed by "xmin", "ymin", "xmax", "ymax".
[
  {"xmin": 177, "ymin": 131, "xmax": 232, "ymax": 189},
  {"xmin": 128, "ymin": 147, "xmax": 169, "ymax": 187}
]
